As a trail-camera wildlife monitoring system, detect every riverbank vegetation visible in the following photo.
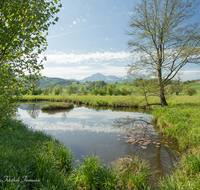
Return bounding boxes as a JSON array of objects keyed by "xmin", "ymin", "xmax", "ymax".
[{"xmin": 41, "ymin": 103, "xmax": 74, "ymax": 111}]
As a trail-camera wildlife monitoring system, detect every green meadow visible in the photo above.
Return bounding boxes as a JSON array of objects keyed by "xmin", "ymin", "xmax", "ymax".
[{"xmin": 1, "ymin": 82, "xmax": 200, "ymax": 189}]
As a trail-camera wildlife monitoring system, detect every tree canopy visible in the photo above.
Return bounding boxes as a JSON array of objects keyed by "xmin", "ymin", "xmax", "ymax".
[
  {"xmin": 127, "ymin": 0, "xmax": 200, "ymax": 106},
  {"xmin": 0, "ymin": 0, "xmax": 61, "ymax": 126}
]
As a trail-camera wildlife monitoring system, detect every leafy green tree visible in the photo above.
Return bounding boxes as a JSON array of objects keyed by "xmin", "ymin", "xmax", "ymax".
[
  {"xmin": 67, "ymin": 86, "xmax": 73, "ymax": 95},
  {"xmin": 80, "ymin": 86, "xmax": 85, "ymax": 92},
  {"xmin": 112, "ymin": 87, "xmax": 121, "ymax": 95},
  {"xmin": 107, "ymin": 86, "xmax": 113, "ymax": 96},
  {"xmin": 91, "ymin": 89, "xmax": 99, "ymax": 95},
  {"xmin": 98, "ymin": 89, "xmax": 106, "ymax": 96},
  {"xmin": 54, "ymin": 86, "xmax": 62, "ymax": 95},
  {"xmin": 0, "ymin": 0, "xmax": 61, "ymax": 126},
  {"xmin": 82, "ymin": 89, "xmax": 88, "ymax": 95},
  {"xmin": 127, "ymin": 0, "xmax": 200, "ymax": 107},
  {"xmin": 43, "ymin": 88, "xmax": 50, "ymax": 95},
  {"xmin": 120, "ymin": 86, "xmax": 131, "ymax": 96}
]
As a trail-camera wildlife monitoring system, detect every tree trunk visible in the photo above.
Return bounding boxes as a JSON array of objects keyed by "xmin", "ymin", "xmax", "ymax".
[
  {"xmin": 160, "ymin": 89, "xmax": 168, "ymax": 107},
  {"xmin": 158, "ymin": 67, "xmax": 168, "ymax": 107}
]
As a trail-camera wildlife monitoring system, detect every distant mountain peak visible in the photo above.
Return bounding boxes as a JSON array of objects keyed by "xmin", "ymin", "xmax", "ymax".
[{"xmin": 80, "ymin": 73, "xmax": 122, "ymax": 82}]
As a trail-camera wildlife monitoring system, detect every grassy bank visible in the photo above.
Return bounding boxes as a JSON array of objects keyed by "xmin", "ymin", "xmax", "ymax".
[
  {"xmin": 153, "ymin": 98, "xmax": 200, "ymax": 189},
  {"xmin": 41, "ymin": 103, "xmax": 74, "ymax": 111},
  {"xmin": 0, "ymin": 118, "xmax": 154, "ymax": 189}
]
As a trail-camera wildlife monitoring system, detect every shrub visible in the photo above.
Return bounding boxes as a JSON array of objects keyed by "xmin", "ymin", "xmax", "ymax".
[
  {"xmin": 184, "ymin": 86, "xmax": 197, "ymax": 96},
  {"xmin": 91, "ymin": 89, "xmax": 99, "ymax": 95},
  {"xmin": 98, "ymin": 89, "xmax": 106, "ymax": 96},
  {"xmin": 82, "ymin": 89, "xmax": 88, "ymax": 95}
]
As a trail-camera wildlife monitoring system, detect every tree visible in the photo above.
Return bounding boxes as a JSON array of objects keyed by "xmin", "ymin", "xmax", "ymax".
[
  {"xmin": 54, "ymin": 86, "xmax": 62, "ymax": 95},
  {"xmin": 107, "ymin": 86, "xmax": 113, "ymax": 95},
  {"xmin": 0, "ymin": 0, "xmax": 61, "ymax": 126},
  {"xmin": 91, "ymin": 89, "xmax": 99, "ymax": 95},
  {"xmin": 127, "ymin": 0, "xmax": 200, "ymax": 107},
  {"xmin": 82, "ymin": 89, "xmax": 88, "ymax": 95},
  {"xmin": 67, "ymin": 86, "xmax": 73, "ymax": 95}
]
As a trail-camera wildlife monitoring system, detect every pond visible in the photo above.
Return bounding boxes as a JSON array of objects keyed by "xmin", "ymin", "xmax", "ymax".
[{"xmin": 16, "ymin": 103, "xmax": 180, "ymax": 178}]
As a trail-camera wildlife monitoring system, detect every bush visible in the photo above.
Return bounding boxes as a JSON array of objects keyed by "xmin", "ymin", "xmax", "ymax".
[
  {"xmin": 184, "ymin": 86, "xmax": 197, "ymax": 96},
  {"xmin": 91, "ymin": 89, "xmax": 99, "ymax": 95},
  {"xmin": 98, "ymin": 89, "xmax": 106, "ymax": 96},
  {"xmin": 82, "ymin": 89, "xmax": 88, "ymax": 95}
]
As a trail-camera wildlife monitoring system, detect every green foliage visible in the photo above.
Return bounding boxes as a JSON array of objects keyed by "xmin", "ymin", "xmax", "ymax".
[
  {"xmin": 98, "ymin": 89, "xmax": 107, "ymax": 96},
  {"xmin": 107, "ymin": 86, "xmax": 113, "ymax": 95},
  {"xmin": 41, "ymin": 103, "xmax": 74, "ymax": 110},
  {"xmin": 32, "ymin": 88, "xmax": 43, "ymax": 95},
  {"xmin": 82, "ymin": 89, "xmax": 88, "ymax": 95},
  {"xmin": 0, "ymin": 118, "xmax": 73, "ymax": 189},
  {"xmin": 112, "ymin": 87, "xmax": 121, "ymax": 95},
  {"xmin": 70, "ymin": 154, "xmax": 118, "ymax": 189},
  {"xmin": 120, "ymin": 86, "xmax": 131, "ymax": 96},
  {"xmin": 80, "ymin": 85, "xmax": 85, "ymax": 92},
  {"xmin": 54, "ymin": 86, "xmax": 62, "ymax": 95},
  {"xmin": 67, "ymin": 85, "xmax": 73, "ymax": 95},
  {"xmin": 43, "ymin": 87, "xmax": 50, "ymax": 95},
  {"xmin": 0, "ymin": 0, "xmax": 61, "ymax": 126},
  {"xmin": 184, "ymin": 86, "xmax": 197, "ymax": 96},
  {"xmin": 158, "ymin": 148, "xmax": 200, "ymax": 189},
  {"xmin": 91, "ymin": 89, "xmax": 99, "ymax": 95},
  {"xmin": 112, "ymin": 156, "xmax": 153, "ymax": 189}
]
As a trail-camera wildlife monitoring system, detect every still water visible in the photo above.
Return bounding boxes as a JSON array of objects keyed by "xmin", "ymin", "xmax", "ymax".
[{"xmin": 16, "ymin": 103, "xmax": 180, "ymax": 177}]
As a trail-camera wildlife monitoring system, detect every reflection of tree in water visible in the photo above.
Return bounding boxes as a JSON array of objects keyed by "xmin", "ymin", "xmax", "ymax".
[
  {"xmin": 113, "ymin": 117, "xmax": 180, "ymax": 178},
  {"xmin": 26, "ymin": 104, "xmax": 41, "ymax": 119}
]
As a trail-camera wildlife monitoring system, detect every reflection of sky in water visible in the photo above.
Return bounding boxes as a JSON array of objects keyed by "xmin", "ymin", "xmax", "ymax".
[
  {"xmin": 17, "ymin": 104, "xmax": 179, "ymax": 177},
  {"xmin": 18, "ymin": 106, "xmax": 153, "ymax": 133}
]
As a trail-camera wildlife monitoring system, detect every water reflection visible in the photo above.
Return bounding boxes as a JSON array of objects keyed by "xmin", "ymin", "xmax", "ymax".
[
  {"xmin": 113, "ymin": 117, "xmax": 179, "ymax": 177},
  {"xmin": 26, "ymin": 104, "xmax": 41, "ymax": 119},
  {"xmin": 16, "ymin": 103, "xmax": 180, "ymax": 178}
]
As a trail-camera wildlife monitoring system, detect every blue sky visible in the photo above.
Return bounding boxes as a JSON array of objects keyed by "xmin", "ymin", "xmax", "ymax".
[{"xmin": 40, "ymin": 0, "xmax": 200, "ymax": 81}]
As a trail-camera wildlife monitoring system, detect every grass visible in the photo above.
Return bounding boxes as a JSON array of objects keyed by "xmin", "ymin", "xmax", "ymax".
[
  {"xmin": 41, "ymin": 103, "xmax": 74, "ymax": 110},
  {"xmin": 111, "ymin": 156, "xmax": 153, "ymax": 189},
  {"xmin": 0, "ymin": 117, "xmax": 74, "ymax": 189}
]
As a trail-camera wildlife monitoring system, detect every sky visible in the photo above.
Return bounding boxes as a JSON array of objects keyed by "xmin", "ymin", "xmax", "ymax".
[{"xmin": 40, "ymin": 0, "xmax": 200, "ymax": 81}]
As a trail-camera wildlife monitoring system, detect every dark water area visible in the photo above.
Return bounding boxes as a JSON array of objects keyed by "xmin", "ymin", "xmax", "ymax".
[{"xmin": 16, "ymin": 103, "xmax": 180, "ymax": 178}]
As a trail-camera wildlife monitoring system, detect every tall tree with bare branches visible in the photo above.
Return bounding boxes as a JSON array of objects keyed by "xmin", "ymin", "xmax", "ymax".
[{"xmin": 127, "ymin": 0, "xmax": 200, "ymax": 106}]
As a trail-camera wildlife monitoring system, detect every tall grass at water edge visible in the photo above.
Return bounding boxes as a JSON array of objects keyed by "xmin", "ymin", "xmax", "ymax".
[{"xmin": 153, "ymin": 95, "xmax": 200, "ymax": 189}]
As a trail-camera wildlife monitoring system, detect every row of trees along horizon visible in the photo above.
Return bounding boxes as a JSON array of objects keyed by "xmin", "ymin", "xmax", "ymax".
[{"xmin": 27, "ymin": 78, "xmax": 198, "ymax": 99}]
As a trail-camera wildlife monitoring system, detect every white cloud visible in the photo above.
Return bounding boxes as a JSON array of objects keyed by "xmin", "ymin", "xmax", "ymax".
[
  {"xmin": 41, "ymin": 51, "xmax": 131, "ymax": 64},
  {"xmin": 73, "ymin": 21, "xmax": 77, "ymax": 25},
  {"xmin": 41, "ymin": 65, "xmax": 127, "ymax": 80}
]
